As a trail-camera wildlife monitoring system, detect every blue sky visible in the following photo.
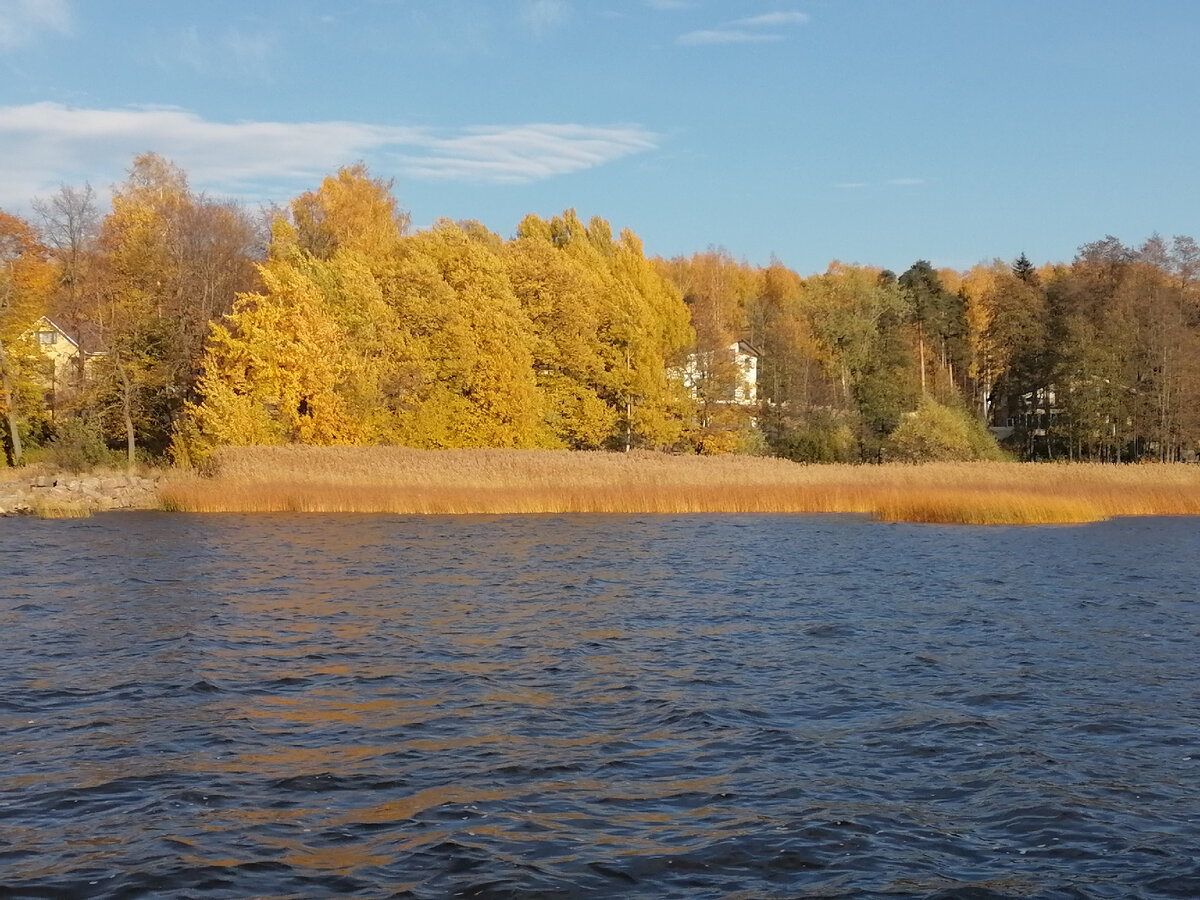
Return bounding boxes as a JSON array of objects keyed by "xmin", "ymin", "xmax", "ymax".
[{"xmin": 1, "ymin": 0, "xmax": 1197, "ymax": 274}]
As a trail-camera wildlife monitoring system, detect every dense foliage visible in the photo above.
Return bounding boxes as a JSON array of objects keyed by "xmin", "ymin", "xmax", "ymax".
[{"xmin": 2, "ymin": 153, "xmax": 1199, "ymax": 467}]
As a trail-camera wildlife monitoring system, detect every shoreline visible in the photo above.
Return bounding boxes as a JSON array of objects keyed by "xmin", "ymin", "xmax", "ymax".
[
  {"xmin": 158, "ymin": 447, "xmax": 1200, "ymax": 526},
  {"xmin": 0, "ymin": 471, "xmax": 160, "ymax": 518},
  {"xmin": 9, "ymin": 448, "xmax": 1200, "ymax": 525}
]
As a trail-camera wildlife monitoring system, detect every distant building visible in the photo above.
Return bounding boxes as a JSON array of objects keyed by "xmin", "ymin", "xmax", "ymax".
[
  {"xmin": 729, "ymin": 339, "xmax": 759, "ymax": 404},
  {"xmin": 682, "ymin": 340, "xmax": 760, "ymax": 405},
  {"xmin": 988, "ymin": 385, "xmax": 1059, "ymax": 442},
  {"xmin": 28, "ymin": 316, "xmax": 82, "ymax": 388},
  {"xmin": 24, "ymin": 316, "xmax": 105, "ymax": 416}
]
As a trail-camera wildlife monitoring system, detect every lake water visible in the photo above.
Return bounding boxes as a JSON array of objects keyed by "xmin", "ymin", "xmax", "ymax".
[{"xmin": 1, "ymin": 512, "xmax": 1197, "ymax": 898}]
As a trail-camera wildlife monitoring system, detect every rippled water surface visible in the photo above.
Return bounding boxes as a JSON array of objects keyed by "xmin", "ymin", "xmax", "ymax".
[{"xmin": 1, "ymin": 512, "xmax": 1198, "ymax": 898}]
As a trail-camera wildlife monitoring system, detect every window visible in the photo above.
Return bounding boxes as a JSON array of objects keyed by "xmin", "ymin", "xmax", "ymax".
[{"xmin": 38, "ymin": 331, "xmax": 57, "ymax": 345}]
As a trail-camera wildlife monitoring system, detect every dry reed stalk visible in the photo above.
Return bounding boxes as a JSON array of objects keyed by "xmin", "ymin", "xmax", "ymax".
[
  {"xmin": 30, "ymin": 500, "xmax": 93, "ymax": 519},
  {"xmin": 156, "ymin": 448, "xmax": 1200, "ymax": 525},
  {"xmin": 873, "ymin": 489, "xmax": 1109, "ymax": 526}
]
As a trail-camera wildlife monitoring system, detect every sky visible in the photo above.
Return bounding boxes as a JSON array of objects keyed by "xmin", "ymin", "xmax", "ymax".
[{"xmin": 0, "ymin": 0, "xmax": 1197, "ymax": 275}]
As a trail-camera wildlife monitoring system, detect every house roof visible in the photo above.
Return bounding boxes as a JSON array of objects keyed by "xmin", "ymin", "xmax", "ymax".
[
  {"xmin": 34, "ymin": 314, "xmax": 108, "ymax": 354},
  {"xmin": 33, "ymin": 315, "xmax": 81, "ymax": 348},
  {"xmin": 733, "ymin": 339, "xmax": 762, "ymax": 358}
]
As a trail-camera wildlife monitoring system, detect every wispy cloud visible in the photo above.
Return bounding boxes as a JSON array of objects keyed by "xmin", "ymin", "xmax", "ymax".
[
  {"xmin": 0, "ymin": 103, "xmax": 659, "ymax": 206},
  {"xmin": 733, "ymin": 12, "xmax": 809, "ymax": 27},
  {"xmin": 679, "ymin": 9, "xmax": 808, "ymax": 46},
  {"xmin": 398, "ymin": 124, "xmax": 657, "ymax": 182},
  {"xmin": 521, "ymin": 0, "xmax": 568, "ymax": 36},
  {"xmin": 0, "ymin": 0, "xmax": 71, "ymax": 49},
  {"xmin": 833, "ymin": 178, "xmax": 926, "ymax": 189},
  {"xmin": 221, "ymin": 28, "xmax": 277, "ymax": 79},
  {"xmin": 161, "ymin": 25, "xmax": 278, "ymax": 80},
  {"xmin": 646, "ymin": 0, "xmax": 690, "ymax": 9},
  {"xmin": 678, "ymin": 29, "xmax": 780, "ymax": 46}
]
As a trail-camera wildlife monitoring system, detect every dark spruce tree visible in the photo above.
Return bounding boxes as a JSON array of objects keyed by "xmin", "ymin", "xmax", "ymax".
[{"xmin": 1012, "ymin": 252, "xmax": 1038, "ymax": 285}]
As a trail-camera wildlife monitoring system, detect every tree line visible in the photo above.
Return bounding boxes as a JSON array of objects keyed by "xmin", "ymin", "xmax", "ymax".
[{"xmin": 1, "ymin": 153, "xmax": 1198, "ymax": 468}]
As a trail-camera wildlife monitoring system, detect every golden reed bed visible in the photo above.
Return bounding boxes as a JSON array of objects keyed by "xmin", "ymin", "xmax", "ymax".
[{"xmin": 156, "ymin": 447, "xmax": 1200, "ymax": 525}]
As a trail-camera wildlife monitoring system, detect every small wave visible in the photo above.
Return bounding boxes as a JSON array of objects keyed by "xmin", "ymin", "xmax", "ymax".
[{"xmin": 270, "ymin": 772, "xmax": 408, "ymax": 793}]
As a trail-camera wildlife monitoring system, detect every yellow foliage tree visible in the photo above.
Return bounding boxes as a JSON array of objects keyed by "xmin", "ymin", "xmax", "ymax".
[
  {"xmin": 292, "ymin": 164, "xmax": 407, "ymax": 261},
  {"xmin": 0, "ymin": 211, "xmax": 56, "ymax": 464},
  {"xmin": 526, "ymin": 210, "xmax": 693, "ymax": 450},
  {"xmin": 180, "ymin": 251, "xmax": 369, "ymax": 460},
  {"xmin": 379, "ymin": 222, "xmax": 547, "ymax": 448},
  {"xmin": 184, "ymin": 179, "xmax": 691, "ymax": 457},
  {"xmin": 610, "ymin": 227, "xmax": 694, "ymax": 448},
  {"xmin": 506, "ymin": 225, "xmax": 617, "ymax": 447},
  {"xmin": 90, "ymin": 153, "xmax": 257, "ymax": 466},
  {"xmin": 958, "ymin": 261, "xmax": 1006, "ymax": 415}
]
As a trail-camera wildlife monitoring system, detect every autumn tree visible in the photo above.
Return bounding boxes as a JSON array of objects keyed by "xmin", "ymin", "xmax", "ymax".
[
  {"xmin": 743, "ymin": 260, "xmax": 848, "ymax": 460},
  {"xmin": 604, "ymin": 225, "xmax": 694, "ymax": 449},
  {"xmin": 383, "ymin": 221, "xmax": 546, "ymax": 448},
  {"xmin": 184, "ymin": 177, "xmax": 557, "ymax": 457},
  {"xmin": 800, "ymin": 264, "xmax": 917, "ymax": 457},
  {"xmin": 528, "ymin": 210, "xmax": 692, "ymax": 450},
  {"xmin": 658, "ymin": 249, "xmax": 760, "ymax": 449},
  {"xmin": 971, "ymin": 259, "xmax": 1051, "ymax": 439},
  {"xmin": 292, "ymin": 164, "xmax": 408, "ymax": 261},
  {"xmin": 899, "ymin": 260, "xmax": 967, "ymax": 398},
  {"xmin": 507, "ymin": 216, "xmax": 618, "ymax": 447},
  {"xmin": 0, "ymin": 212, "xmax": 56, "ymax": 464},
  {"xmin": 82, "ymin": 154, "xmax": 257, "ymax": 466},
  {"xmin": 991, "ymin": 235, "xmax": 1200, "ymax": 462},
  {"xmin": 182, "ymin": 234, "xmax": 369, "ymax": 454},
  {"xmin": 33, "ymin": 183, "xmax": 100, "ymax": 387}
]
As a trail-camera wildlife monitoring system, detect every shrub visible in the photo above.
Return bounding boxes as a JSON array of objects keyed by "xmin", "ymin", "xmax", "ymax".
[
  {"xmin": 883, "ymin": 396, "xmax": 1005, "ymax": 463},
  {"xmin": 46, "ymin": 417, "xmax": 112, "ymax": 473},
  {"xmin": 766, "ymin": 409, "xmax": 859, "ymax": 463}
]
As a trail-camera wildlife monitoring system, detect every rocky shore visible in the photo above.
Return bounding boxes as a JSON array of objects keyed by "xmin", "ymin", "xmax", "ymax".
[{"xmin": 0, "ymin": 472, "xmax": 161, "ymax": 516}]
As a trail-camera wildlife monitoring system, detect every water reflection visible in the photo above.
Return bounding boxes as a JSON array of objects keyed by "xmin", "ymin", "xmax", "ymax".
[{"xmin": 1, "ymin": 513, "xmax": 1198, "ymax": 897}]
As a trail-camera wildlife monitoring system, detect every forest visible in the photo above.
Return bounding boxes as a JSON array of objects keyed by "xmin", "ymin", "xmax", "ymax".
[{"xmin": 2, "ymin": 152, "xmax": 1199, "ymax": 470}]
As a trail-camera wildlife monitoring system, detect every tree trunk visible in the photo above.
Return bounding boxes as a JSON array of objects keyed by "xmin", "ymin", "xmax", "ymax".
[
  {"xmin": 918, "ymin": 328, "xmax": 927, "ymax": 395},
  {"xmin": 116, "ymin": 357, "xmax": 136, "ymax": 472},
  {"xmin": 0, "ymin": 337, "xmax": 22, "ymax": 466},
  {"xmin": 624, "ymin": 346, "xmax": 632, "ymax": 453}
]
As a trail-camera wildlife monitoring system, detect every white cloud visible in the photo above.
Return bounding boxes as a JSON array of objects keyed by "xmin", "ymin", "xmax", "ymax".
[
  {"xmin": 0, "ymin": 0, "xmax": 71, "ymax": 49},
  {"xmin": 681, "ymin": 8, "xmax": 811, "ymax": 46},
  {"xmin": 397, "ymin": 124, "xmax": 657, "ymax": 182},
  {"xmin": 733, "ymin": 12, "xmax": 809, "ymax": 27},
  {"xmin": 888, "ymin": 177, "xmax": 925, "ymax": 186},
  {"xmin": 679, "ymin": 8, "xmax": 808, "ymax": 46},
  {"xmin": 0, "ymin": 103, "xmax": 659, "ymax": 206},
  {"xmin": 678, "ymin": 28, "xmax": 780, "ymax": 46}
]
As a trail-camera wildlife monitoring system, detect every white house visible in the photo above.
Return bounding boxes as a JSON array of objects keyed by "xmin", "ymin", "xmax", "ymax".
[
  {"xmin": 682, "ymin": 340, "xmax": 760, "ymax": 405},
  {"xmin": 730, "ymin": 340, "xmax": 759, "ymax": 404}
]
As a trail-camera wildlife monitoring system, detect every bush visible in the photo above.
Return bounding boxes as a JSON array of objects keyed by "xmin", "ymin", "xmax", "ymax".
[
  {"xmin": 775, "ymin": 422, "xmax": 857, "ymax": 463},
  {"xmin": 765, "ymin": 408, "xmax": 859, "ymax": 463},
  {"xmin": 46, "ymin": 417, "xmax": 112, "ymax": 472},
  {"xmin": 883, "ymin": 396, "xmax": 1005, "ymax": 462}
]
